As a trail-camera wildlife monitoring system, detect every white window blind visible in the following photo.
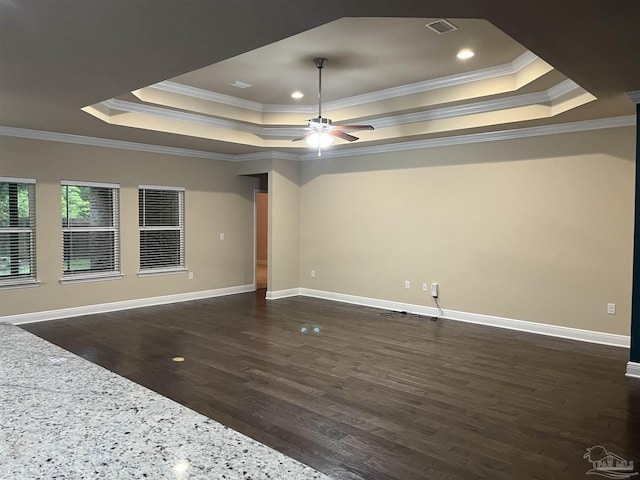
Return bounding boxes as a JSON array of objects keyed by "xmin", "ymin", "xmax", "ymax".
[
  {"xmin": 61, "ymin": 181, "xmax": 120, "ymax": 279},
  {"xmin": 138, "ymin": 186, "xmax": 185, "ymax": 273},
  {"xmin": 0, "ymin": 177, "xmax": 36, "ymax": 286}
]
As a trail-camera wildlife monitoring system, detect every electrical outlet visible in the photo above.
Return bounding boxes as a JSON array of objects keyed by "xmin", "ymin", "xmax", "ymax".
[
  {"xmin": 431, "ymin": 283, "xmax": 439, "ymax": 298},
  {"xmin": 404, "ymin": 280, "xmax": 411, "ymax": 289},
  {"xmin": 311, "ymin": 270, "xmax": 316, "ymax": 278},
  {"xmin": 607, "ymin": 303, "xmax": 616, "ymax": 315},
  {"xmin": 188, "ymin": 272, "xmax": 194, "ymax": 280},
  {"xmin": 422, "ymin": 282, "xmax": 428, "ymax": 291}
]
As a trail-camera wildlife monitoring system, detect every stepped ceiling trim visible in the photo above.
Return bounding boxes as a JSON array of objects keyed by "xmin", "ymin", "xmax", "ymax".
[
  {"xmin": 140, "ymin": 51, "xmax": 541, "ymax": 114},
  {"xmin": 85, "ymin": 79, "xmax": 595, "ymax": 146},
  {"xmin": 1, "ymin": 116, "xmax": 633, "ymax": 163}
]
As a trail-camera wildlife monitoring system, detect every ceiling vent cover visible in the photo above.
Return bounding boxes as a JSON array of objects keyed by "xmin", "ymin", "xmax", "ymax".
[
  {"xmin": 227, "ymin": 80, "xmax": 253, "ymax": 89},
  {"xmin": 425, "ymin": 19, "xmax": 458, "ymax": 34}
]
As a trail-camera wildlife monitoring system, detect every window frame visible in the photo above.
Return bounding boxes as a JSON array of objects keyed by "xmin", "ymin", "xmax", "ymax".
[
  {"xmin": 60, "ymin": 180, "xmax": 122, "ymax": 284},
  {"xmin": 138, "ymin": 185, "xmax": 186, "ymax": 276},
  {"xmin": 0, "ymin": 177, "xmax": 37, "ymax": 288}
]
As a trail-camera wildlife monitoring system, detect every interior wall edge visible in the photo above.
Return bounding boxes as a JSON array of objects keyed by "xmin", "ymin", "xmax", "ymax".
[{"xmin": 630, "ymin": 102, "xmax": 640, "ymax": 362}]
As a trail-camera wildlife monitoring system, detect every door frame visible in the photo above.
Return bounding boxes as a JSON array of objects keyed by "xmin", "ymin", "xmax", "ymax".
[{"xmin": 253, "ymin": 189, "xmax": 268, "ymax": 290}]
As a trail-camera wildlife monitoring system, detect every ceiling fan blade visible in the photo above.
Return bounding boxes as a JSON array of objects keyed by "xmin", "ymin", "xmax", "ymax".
[
  {"xmin": 331, "ymin": 130, "xmax": 359, "ymax": 142},
  {"xmin": 332, "ymin": 124, "xmax": 374, "ymax": 132},
  {"xmin": 292, "ymin": 131, "xmax": 314, "ymax": 142}
]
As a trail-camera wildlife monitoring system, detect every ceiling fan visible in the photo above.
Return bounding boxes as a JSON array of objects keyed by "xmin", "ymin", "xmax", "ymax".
[{"xmin": 293, "ymin": 57, "xmax": 374, "ymax": 156}]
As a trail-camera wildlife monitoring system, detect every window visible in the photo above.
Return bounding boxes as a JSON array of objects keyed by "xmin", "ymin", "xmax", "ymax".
[
  {"xmin": 0, "ymin": 177, "xmax": 36, "ymax": 287},
  {"xmin": 138, "ymin": 186, "xmax": 185, "ymax": 274},
  {"xmin": 61, "ymin": 181, "xmax": 120, "ymax": 281}
]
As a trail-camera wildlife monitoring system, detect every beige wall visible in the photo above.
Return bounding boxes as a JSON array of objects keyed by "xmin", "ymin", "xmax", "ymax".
[
  {"xmin": 299, "ymin": 127, "xmax": 635, "ymax": 336},
  {"xmin": 268, "ymin": 159, "xmax": 300, "ymax": 292},
  {"xmin": 0, "ymin": 136, "xmax": 258, "ymax": 316},
  {"xmin": 1, "ymin": 126, "xmax": 635, "ymax": 337},
  {"xmin": 234, "ymin": 158, "xmax": 301, "ymax": 292}
]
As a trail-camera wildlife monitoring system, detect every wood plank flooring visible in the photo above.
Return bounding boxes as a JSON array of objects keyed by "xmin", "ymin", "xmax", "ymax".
[{"xmin": 22, "ymin": 291, "xmax": 640, "ymax": 479}]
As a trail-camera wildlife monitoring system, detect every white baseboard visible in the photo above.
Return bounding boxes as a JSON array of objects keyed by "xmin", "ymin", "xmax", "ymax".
[
  {"xmin": 3, "ymin": 284, "xmax": 255, "ymax": 325},
  {"xmin": 297, "ymin": 288, "xmax": 630, "ymax": 348},
  {"xmin": 265, "ymin": 288, "xmax": 300, "ymax": 300},
  {"xmin": 626, "ymin": 362, "xmax": 640, "ymax": 378},
  {"xmin": 6, "ymin": 284, "xmax": 631, "ymax": 349}
]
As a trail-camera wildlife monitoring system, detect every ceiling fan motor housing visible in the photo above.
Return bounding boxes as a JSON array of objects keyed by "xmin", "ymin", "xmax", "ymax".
[
  {"xmin": 309, "ymin": 117, "xmax": 333, "ymax": 127},
  {"xmin": 313, "ymin": 57, "xmax": 327, "ymax": 69}
]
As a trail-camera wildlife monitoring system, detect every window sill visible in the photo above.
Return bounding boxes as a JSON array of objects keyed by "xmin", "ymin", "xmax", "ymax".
[
  {"xmin": 137, "ymin": 268, "xmax": 187, "ymax": 278},
  {"xmin": 0, "ymin": 279, "xmax": 40, "ymax": 290},
  {"xmin": 59, "ymin": 273, "xmax": 123, "ymax": 284}
]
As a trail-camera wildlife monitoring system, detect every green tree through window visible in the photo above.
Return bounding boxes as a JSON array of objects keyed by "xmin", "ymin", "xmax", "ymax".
[
  {"xmin": 0, "ymin": 179, "xmax": 36, "ymax": 284},
  {"xmin": 61, "ymin": 185, "xmax": 91, "ymax": 224},
  {"xmin": 61, "ymin": 182, "xmax": 119, "ymax": 277},
  {"xmin": 0, "ymin": 183, "xmax": 30, "ymax": 227}
]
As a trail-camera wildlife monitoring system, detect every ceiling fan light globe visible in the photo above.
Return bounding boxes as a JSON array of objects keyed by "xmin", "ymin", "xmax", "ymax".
[{"xmin": 306, "ymin": 132, "xmax": 333, "ymax": 148}]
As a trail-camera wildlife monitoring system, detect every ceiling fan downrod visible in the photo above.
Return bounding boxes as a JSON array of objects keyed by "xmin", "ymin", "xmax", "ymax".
[
  {"xmin": 314, "ymin": 57, "xmax": 327, "ymax": 119},
  {"xmin": 290, "ymin": 57, "xmax": 373, "ymax": 152}
]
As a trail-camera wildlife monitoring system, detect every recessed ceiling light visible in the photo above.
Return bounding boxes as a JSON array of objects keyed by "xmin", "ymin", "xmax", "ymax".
[
  {"xmin": 291, "ymin": 91, "xmax": 304, "ymax": 99},
  {"xmin": 172, "ymin": 356, "xmax": 185, "ymax": 362},
  {"xmin": 457, "ymin": 49, "xmax": 475, "ymax": 60}
]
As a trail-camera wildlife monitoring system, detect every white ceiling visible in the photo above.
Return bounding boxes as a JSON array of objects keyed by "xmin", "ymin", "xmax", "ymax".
[
  {"xmin": 1, "ymin": 1, "xmax": 638, "ymax": 157},
  {"xmin": 171, "ymin": 18, "xmax": 526, "ymax": 104}
]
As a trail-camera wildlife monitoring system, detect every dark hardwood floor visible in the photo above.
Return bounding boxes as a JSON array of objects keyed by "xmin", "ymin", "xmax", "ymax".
[{"xmin": 22, "ymin": 291, "xmax": 640, "ymax": 480}]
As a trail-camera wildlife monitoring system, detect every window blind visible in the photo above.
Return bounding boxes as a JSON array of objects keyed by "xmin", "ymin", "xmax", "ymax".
[
  {"xmin": 0, "ymin": 177, "xmax": 36, "ymax": 286},
  {"xmin": 61, "ymin": 181, "xmax": 120, "ymax": 279},
  {"xmin": 138, "ymin": 186, "xmax": 185, "ymax": 272}
]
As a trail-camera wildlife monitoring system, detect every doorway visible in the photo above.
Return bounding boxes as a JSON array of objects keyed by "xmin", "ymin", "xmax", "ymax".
[{"xmin": 255, "ymin": 190, "xmax": 268, "ymax": 289}]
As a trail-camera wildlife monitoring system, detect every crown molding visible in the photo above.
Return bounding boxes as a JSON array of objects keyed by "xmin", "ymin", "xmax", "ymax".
[
  {"xmin": 547, "ymin": 78, "xmax": 583, "ymax": 98},
  {"xmin": 510, "ymin": 50, "xmax": 539, "ymax": 71},
  {"xmin": 1, "ymin": 116, "xmax": 633, "ymax": 163},
  {"xmin": 102, "ymin": 98, "xmax": 306, "ymax": 138},
  {"xmin": 149, "ymin": 82, "xmax": 315, "ymax": 114},
  {"xmin": 625, "ymin": 90, "xmax": 640, "ymax": 104},
  {"xmin": 322, "ymin": 51, "xmax": 540, "ymax": 111},
  {"xmin": 145, "ymin": 51, "xmax": 541, "ymax": 114},
  {"xmin": 0, "ymin": 124, "xmax": 299, "ymax": 163},
  {"xmin": 371, "ymin": 91, "xmax": 549, "ymax": 129},
  {"xmin": 261, "ymin": 104, "xmax": 316, "ymax": 114},
  {"xmin": 149, "ymin": 81, "xmax": 264, "ymax": 111},
  {"xmin": 103, "ymin": 99, "xmax": 260, "ymax": 134},
  {"xmin": 372, "ymin": 79, "xmax": 584, "ymax": 129},
  {"xmin": 103, "ymin": 79, "xmax": 586, "ymax": 139},
  {"xmin": 232, "ymin": 151, "xmax": 300, "ymax": 162},
  {"xmin": 298, "ymin": 115, "xmax": 636, "ymax": 161},
  {"xmin": 0, "ymin": 126, "xmax": 235, "ymax": 161}
]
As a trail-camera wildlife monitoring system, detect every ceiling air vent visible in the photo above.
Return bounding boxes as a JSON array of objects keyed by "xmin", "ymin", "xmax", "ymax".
[
  {"xmin": 227, "ymin": 80, "xmax": 253, "ymax": 89},
  {"xmin": 425, "ymin": 19, "xmax": 458, "ymax": 34}
]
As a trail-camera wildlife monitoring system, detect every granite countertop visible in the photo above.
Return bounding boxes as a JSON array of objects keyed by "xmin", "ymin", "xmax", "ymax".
[{"xmin": 0, "ymin": 323, "xmax": 333, "ymax": 479}]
